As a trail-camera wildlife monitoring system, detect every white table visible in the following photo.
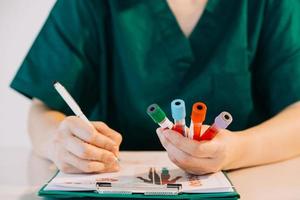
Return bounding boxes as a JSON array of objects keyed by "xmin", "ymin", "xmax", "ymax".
[{"xmin": 1, "ymin": 147, "xmax": 300, "ymax": 200}]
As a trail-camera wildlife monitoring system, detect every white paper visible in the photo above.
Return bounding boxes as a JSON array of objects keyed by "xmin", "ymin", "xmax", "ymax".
[{"xmin": 44, "ymin": 152, "xmax": 233, "ymax": 193}]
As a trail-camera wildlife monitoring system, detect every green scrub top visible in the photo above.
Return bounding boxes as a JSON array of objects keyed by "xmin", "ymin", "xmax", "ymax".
[{"xmin": 11, "ymin": 0, "xmax": 300, "ymax": 150}]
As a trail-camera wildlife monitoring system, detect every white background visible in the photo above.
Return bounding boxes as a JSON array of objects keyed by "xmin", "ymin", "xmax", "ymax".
[{"xmin": 0, "ymin": 0, "xmax": 56, "ymax": 148}]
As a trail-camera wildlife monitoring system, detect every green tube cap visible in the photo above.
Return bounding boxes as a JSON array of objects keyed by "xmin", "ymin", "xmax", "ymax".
[{"xmin": 147, "ymin": 104, "xmax": 166, "ymax": 124}]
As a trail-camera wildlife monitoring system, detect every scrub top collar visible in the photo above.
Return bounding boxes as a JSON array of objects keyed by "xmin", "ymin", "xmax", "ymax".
[{"xmin": 147, "ymin": 0, "xmax": 222, "ymax": 71}]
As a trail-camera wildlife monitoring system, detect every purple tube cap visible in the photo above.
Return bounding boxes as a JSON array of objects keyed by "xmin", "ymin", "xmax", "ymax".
[{"xmin": 214, "ymin": 111, "xmax": 233, "ymax": 129}]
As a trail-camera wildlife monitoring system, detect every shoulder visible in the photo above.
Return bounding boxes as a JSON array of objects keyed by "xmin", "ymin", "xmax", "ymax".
[
  {"xmin": 51, "ymin": 0, "xmax": 109, "ymax": 24},
  {"xmin": 247, "ymin": 0, "xmax": 300, "ymax": 17}
]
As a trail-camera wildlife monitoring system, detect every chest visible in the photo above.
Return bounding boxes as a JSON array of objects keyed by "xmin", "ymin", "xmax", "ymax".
[{"xmin": 166, "ymin": 0, "xmax": 208, "ymax": 37}]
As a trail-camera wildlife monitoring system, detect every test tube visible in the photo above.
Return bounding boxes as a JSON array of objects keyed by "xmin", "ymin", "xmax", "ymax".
[
  {"xmin": 189, "ymin": 102, "xmax": 207, "ymax": 141},
  {"xmin": 200, "ymin": 111, "xmax": 233, "ymax": 141},
  {"xmin": 171, "ymin": 99, "xmax": 186, "ymax": 136},
  {"xmin": 147, "ymin": 104, "xmax": 174, "ymax": 129}
]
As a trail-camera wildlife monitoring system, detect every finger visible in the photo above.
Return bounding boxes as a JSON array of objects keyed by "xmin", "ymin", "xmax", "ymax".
[
  {"xmin": 60, "ymin": 116, "xmax": 94, "ymax": 142},
  {"xmin": 58, "ymin": 162, "xmax": 82, "ymax": 174},
  {"xmin": 64, "ymin": 151, "xmax": 118, "ymax": 173},
  {"xmin": 166, "ymin": 138, "xmax": 225, "ymax": 174},
  {"xmin": 60, "ymin": 117, "xmax": 118, "ymax": 154},
  {"xmin": 63, "ymin": 133, "xmax": 118, "ymax": 164},
  {"xmin": 167, "ymin": 152, "xmax": 199, "ymax": 174},
  {"xmin": 165, "ymin": 141, "xmax": 215, "ymax": 174},
  {"xmin": 156, "ymin": 128, "xmax": 169, "ymax": 150},
  {"xmin": 168, "ymin": 150, "xmax": 218, "ymax": 175},
  {"xmin": 92, "ymin": 122, "xmax": 122, "ymax": 146},
  {"xmin": 163, "ymin": 129, "xmax": 219, "ymax": 158},
  {"xmin": 163, "ymin": 138, "xmax": 200, "ymax": 168}
]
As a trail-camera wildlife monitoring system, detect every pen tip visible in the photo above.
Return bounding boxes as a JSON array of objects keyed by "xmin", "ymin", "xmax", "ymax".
[{"xmin": 53, "ymin": 80, "xmax": 58, "ymax": 85}]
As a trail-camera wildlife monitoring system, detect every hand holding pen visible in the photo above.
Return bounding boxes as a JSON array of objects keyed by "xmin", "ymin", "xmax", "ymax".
[{"xmin": 52, "ymin": 82, "xmax": 122, "ymax": 173}]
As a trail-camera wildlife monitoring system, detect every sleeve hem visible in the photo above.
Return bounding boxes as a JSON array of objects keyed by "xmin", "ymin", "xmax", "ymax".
[{"xmin": 10, "ymin": 77, "xmax": 72, "ymax": 115}]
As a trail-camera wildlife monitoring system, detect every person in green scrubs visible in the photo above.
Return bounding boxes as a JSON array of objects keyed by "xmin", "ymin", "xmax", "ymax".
[{"xmin": 11, "ymin": 0, "xmax": 300, "ymax": 174}]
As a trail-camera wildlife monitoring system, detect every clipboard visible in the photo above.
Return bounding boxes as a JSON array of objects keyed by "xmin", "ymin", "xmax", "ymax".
[{"xmin": 38, "ymin": 171, "xmax": 240, "ymax": 199}]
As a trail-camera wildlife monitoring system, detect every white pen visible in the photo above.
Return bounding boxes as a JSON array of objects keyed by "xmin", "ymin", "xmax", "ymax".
[
  {"xmin": 53, "ymin": 81, "xmax": 91, "ymax": 125},
  {"xmin": 53, "ymin": 81, "xmax": 120, "ymax": 161}
]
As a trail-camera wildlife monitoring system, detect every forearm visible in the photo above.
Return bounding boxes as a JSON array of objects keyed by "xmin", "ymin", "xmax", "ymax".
[
  {"xmin": 28, "ymin": 99, "xmax": 66, "ymax": 160},
  {"xmin": 233, "ymin": 101, "xmax": 300, "ymax": 168}
]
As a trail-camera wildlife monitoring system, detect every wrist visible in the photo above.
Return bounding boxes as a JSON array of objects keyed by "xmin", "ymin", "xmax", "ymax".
[
  {"xmin": 224, "ymin": 130, "xmax": 251, "ymax": 170},
  {"xmin": 226, "ymin": 129, "xmax": 261, "ymax": 170},
  {"xmin": 31, "ymin": 128, "xmax": 58, "ymax": 162},
  {"xmin": 44, "ymin": 131, "xmax": 57, "ymax": 161}
]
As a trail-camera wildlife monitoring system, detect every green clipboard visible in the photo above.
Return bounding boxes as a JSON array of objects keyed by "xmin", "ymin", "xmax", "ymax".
[{"xmin": 38, "ymin": 171, "xmax": 240, "ymax": 199}]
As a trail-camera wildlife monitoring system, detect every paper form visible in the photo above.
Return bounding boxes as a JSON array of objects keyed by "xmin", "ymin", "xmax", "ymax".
[{"xmin": 44, "ymin": 151, "xmax": 234, "ymax": 193}]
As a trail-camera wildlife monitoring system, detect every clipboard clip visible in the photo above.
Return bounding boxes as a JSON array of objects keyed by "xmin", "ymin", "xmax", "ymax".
[{"xmin": 96, "ymin": 182, "xmax": 182, "ymax": 196}]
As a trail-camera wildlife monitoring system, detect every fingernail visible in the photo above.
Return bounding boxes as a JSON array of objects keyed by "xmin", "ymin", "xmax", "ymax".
[
  {"xmin": 156, "ymin": 131, "xmax": 161, "ymax": 137},
  {"xmin": 156, "ymin": 128, "xmax": 162, "ymax": 135}
]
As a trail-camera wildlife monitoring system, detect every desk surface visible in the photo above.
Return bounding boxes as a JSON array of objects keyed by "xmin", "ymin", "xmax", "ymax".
[{"xmin": 1, "ymin": 147, "xmax": 300, "ymax": 200}]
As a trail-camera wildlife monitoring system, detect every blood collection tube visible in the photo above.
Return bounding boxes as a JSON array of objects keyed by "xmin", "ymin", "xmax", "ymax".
[
  {"xmin": 147, "ymin": 104, "xmax": 174, "ymax": 129},
  {"xmin": 200, "ymin": 111, "xmax": 233, "ymax": 141},
  {"xmin": 189, "ymin": 102, "xmax": 207, "ymax": 141},
  {"xmin": 171, "ymin": 99, "xmax": 186, "ymax": 136}
]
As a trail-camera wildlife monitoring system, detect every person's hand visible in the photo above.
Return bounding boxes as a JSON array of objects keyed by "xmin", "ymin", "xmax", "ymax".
[
  {"xmin": 156, "ymin": 126, "xmax": 243, "ymax": 175},
  {"xmin": 48, "ymin": 116, "xmax": 122, "ymax": 173}
]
